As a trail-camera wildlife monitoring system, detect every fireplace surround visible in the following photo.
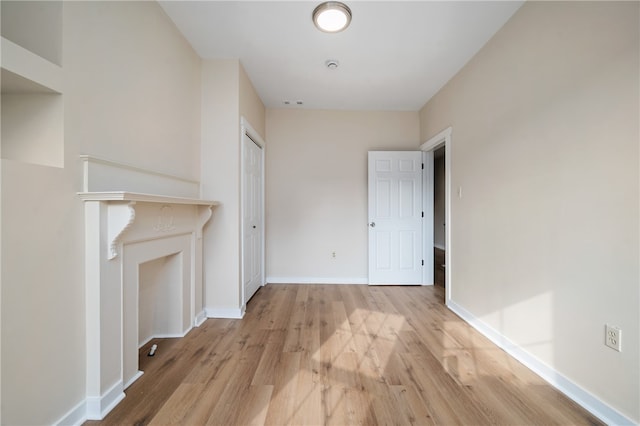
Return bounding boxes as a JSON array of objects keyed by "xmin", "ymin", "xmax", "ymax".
[{"xmin": 78, "ymin": 156, "xmax": 218, "ymax": 419}]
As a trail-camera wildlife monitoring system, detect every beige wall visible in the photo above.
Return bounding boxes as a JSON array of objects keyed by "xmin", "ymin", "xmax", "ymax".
[
  {"xmin": 201, "ymin": 59, "xmax": 241, "ymax": 312},
  {"xmin": 419, "ymin": 1, "xmax": 639, "ymax": 422},
  {"xmin": 265, "ymin": 109, "xmax": 419, "ymax": 282},
  {"xmin": 1, "ymin": 2, "xmax": 202, "ymax": 424},
  {"xmin": 66, "ymin": 2, "xmax": 201, "ymax": 180},
  {"xmin": 201, "ymin": 59, "xmax": 265, "ymax": 313},
  {"xmin": 240, "ymin": 64, "xmax": 266, "ymax": 140}
]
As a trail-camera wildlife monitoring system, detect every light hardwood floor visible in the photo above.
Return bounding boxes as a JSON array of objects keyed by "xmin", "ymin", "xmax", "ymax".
[{"xmin": 87, "ymin": 284, "xmax": 602, "ymax": 425}]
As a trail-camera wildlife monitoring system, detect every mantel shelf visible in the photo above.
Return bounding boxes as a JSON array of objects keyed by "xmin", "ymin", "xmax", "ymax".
[{"xmin": 78, "ymin": 191, "xmax": 220, "ymax": 206}]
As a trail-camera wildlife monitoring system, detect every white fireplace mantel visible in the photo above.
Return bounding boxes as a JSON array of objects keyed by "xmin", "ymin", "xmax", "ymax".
[
  {"xmin": 78, "ymin": 192, "xmax": 219, "ymax": 259},
  {"xmin": 78, "ymin": 157, "xmax": 220, "ymax": 420}
]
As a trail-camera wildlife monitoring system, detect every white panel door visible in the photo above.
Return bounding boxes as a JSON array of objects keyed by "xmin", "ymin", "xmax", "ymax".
[
  {"xmin": 368, "ymin": 151, "xmax": 423, "ymax": 285},
  {"xmin": 242, "ymin": 133, "xmax": 263, "ymax": 303}
]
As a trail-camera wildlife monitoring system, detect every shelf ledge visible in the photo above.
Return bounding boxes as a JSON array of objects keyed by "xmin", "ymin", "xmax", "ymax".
[
  {"xmin": 1, "ymin": 37, "xmax": 63, "ymax": 93},
  {"xmin": 78, "ymin": 191, "xmax": 220, "ymax": 206}
]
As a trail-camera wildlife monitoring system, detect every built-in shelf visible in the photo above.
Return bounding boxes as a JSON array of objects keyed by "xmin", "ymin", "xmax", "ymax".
[
  {"xmin": 78, "ymin": 191, "xmax": 220, "ymax": 206},
  {"xmin": 80, "ymin": 155, "xmax": 202, "ymax": 198},
  {"xmin": 1, "ymin": 37, "xmax": 63, "ymax": 94},
  {"xmin": 1, "ymin": 1, "xmax": 62, "ymax": 67},
  {"xmin": 1, "ymin": 1, "xmax": 64, "ymax": 168}
]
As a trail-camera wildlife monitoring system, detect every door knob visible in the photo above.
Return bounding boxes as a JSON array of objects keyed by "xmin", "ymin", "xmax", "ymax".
[{"xmin": 369, "ymin": 222, "xmax": 376, "ymax": 228}]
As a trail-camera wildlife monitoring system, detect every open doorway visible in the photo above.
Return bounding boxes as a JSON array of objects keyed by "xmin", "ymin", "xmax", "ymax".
[
  {"xmin": 420, "ymin": 127, "xmax": 452, "ymax": 304},
  {"xmin": 433, "ymin": 147, "xmax": 446, "ymax": 288}
]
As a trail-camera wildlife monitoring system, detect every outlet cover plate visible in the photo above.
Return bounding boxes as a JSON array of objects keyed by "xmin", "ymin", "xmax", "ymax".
[{"xmin": 605, "ymin": 324, "xmax": 622, "ymax": 352}]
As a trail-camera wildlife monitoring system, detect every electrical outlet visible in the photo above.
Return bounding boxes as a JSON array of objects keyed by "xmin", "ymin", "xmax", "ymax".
[
  {"xmin": 605, "ymin": 325, "xmax": 622, "ymax": 352},
  {"xmin": 331, "ymin": 251, "xmax": 336, "ymax": 259}
]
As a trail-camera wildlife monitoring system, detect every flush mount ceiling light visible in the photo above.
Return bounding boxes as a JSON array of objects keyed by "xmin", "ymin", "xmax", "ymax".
[{"xmin": 313, "ymin": 2, "xmax": 352, "ymax": 33}]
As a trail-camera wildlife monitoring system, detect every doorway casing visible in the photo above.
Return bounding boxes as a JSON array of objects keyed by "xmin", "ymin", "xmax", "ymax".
[{"xmin": 420, "ymin": 127, "xmax": 452, "ymax": 304}]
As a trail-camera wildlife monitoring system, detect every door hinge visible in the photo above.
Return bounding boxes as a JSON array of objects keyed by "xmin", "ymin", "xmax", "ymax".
[
  {"xmin": 422, "ymin": 260, "xmax": 424, "ymax": 266},
  {"xmin": 421, "ymin": 163, "xmax": 424, "ymax": 169},
  {"xmin": 421, "ymin": 211, "xmax": 424, "ymax": 218}
]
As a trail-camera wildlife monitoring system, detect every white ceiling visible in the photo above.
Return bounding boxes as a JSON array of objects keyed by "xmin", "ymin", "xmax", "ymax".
[{"xmin": 159, "ymin": 1, "xmax": 523, "ymax": 111}]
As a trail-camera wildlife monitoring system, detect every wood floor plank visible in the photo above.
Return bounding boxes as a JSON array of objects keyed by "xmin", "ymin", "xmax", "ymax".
[
  {"xmin": 330, "ymin": 300, "xmax": 358, "ymax": 355},
  {"xmin": 263, "ymin": 352, "xmax": 302, "ymax": 425},
  {"xmin": 234, "ymin": 385, "xmax": 274, "ymax": 426},
  {"xmin": 147, "ymin": 383, "xmax": 204, "ymax": 425},
  {"xmin": 289, "ymin": 350, "xmax": 324, "ymax": 426},
  {"xmin": 204, "ymin": 330, "xmax": 269, "ymax": 425},
  {"xmin": 397, "ymin": 352, "xmax": 471, "ymax": 425},
  {"xmin": 391, "ymin": 384, "xmax": 437, "ymax": 426},
  {"xmin": 389, "ymin": 385, "xmax": 435, "ymax": 426},
  {"xmin": 339, "ymin": 388, "xmax": 369, "ymax": 425},
  {"xmin": 283, "ymin": 285, "xmax": 308, "ymax": 352},
  {"xmin": 87, "ymin": 284, "xmax": 604, "ymax": 426},
  {"xmin": 251, "ymin": 329, "xmax": 287, "ymax": 385},
  {"xmin": 177, "ymin": 351, "xmax": 241, "ymax": 425}
]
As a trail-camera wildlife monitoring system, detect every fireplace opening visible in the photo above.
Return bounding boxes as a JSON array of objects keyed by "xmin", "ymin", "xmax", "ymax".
[
  {"xmin": 138, "ymin": 253, "xmax": 184, "ymax": 348},
  {"xmin": 122, "ymin": 234, "xmax": 193, "ymax": 389}
]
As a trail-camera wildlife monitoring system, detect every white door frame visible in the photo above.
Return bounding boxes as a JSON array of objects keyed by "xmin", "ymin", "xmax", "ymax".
[
  {"xmin": 240, "ymin": 117, "xmax": 265, "ymax": 309},
  {"xmin": 420, "ymin": 127, "xmax": 452, "ymax": 305},
  {"xmin": 422, "ymin": 150, "xmax": 434, "ymax": 286}
]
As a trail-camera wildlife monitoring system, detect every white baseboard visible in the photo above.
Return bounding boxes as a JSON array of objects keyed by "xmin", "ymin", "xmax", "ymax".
[
  {"xmin": 195, "ymin": 310, "xmax": 207, "ymax": 326},
  {"xmin": 206, "ymin": 307, "xmax": 245, "ymax": 319},
  {"xmin": 123, "ymin": 370, "xmax": 144, "ymax": 390},
  {"xmin": 85, "ymin": 380, "xmax": 125, "ymax": 420},
  {"xmin": 447, "ymin": 300, "xmax": 635, "ymax": 426},
  {"xmin": 54, "ymin": 398, "xmax": 87, "ymax": 426},
  {"xmin": 266, "ymin": 277, "xmax": 368, "ymax": 285},
  {"xmin": 138, "ymin": 330, "xmax": 190, "ymax": 349}
]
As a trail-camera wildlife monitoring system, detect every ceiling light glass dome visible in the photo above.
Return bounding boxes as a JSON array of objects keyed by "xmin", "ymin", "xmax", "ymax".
[{"xmin": 313, "ymin": 2, "xmax": 352, "ymax": 33}]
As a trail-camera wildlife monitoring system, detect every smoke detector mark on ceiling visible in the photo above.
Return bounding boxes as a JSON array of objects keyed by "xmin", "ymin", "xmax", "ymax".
[{"xmin": 326, "ymin": 59, "xmax": 339, "ymax": 69}]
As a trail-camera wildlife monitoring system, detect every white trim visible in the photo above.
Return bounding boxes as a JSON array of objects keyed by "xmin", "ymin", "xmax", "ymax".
[
  {"xmin": 206, "ymin": 307, "xmax": 245, "ymax": 319},
  {"xmin": 138, "ymin": 330, "xmax": 190, "ymax": 350},
  {"xmin": 420, "ymin": 127, "xmax": 452, "ymax": 152},
  {"xmin": 85, "ymin": 381, "xmax": 125, "ymax": 420},
  {"xmin": 195, "ymin": 310, "xmax": 207, "ymax": 326},
  {"xmin": 266, "ymin": 277, "xmax": 368, "ymax": 285},
  {"xmin": 77, "ymin": 191, "xmax": 218, "ymax": 206},
  {"xmin": 240, "ymin": 118, "xmax": 265, "ymax": 148},
  {"xmin": 123, "ymin": 370, "xmax": 144, "ymax": 390},
  {"xmin": 138, "ymin": 335, "xmax": 155, "ymax": 349},
  {"xmin": 79, "ymin": 155, "xmax": 200, "ymax": 198},
  {"xmin": 422, "ymin": 150, "xmax": 434, "ymax": 286},
  {"xmin": 448, "ymin": 301, "xmax": 636, "ymax": 426},
  {"xmin": 54, "ymin": 398, "xmax": 87, "ymax": 426},
  {"xmin": 420, "ymin": 126, "xmax": 452, "ymax": 304},
  {"xmin": 79, "ymin": 155, "xmax": 199, "ymax": 185}
]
